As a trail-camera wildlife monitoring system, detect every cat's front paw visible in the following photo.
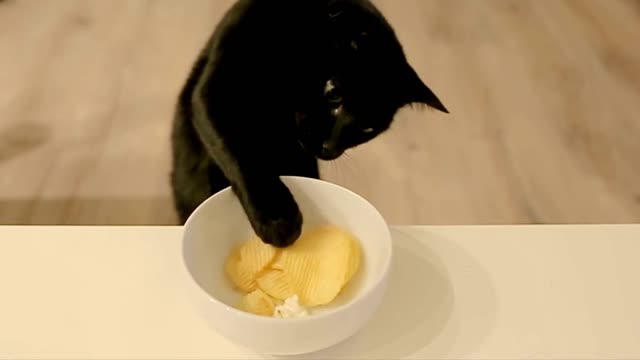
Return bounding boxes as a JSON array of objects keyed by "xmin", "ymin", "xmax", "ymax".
[
  {"xmin": 255, "ymin": 208, "xmax": 303, "ymax": 248},
  {"xmin": 247, "ymin": 183, "xmax": 303, "ymax": 248}
]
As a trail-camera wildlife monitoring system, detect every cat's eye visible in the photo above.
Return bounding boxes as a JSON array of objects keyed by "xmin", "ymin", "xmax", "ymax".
[
  {"xmin": 326, "ymin": 88, "xmax": 343, "ymax": 104},
  {"xmin": 325, "ymin": 79, "xmax": 343, "ymax": 105},
  {"xmin": 363, "ymin": 127, "xmax": 374, "ymax": 134}
]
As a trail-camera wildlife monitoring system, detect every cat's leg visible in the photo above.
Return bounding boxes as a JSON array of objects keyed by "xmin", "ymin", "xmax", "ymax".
[
  {"xmin": 170, "ymin": 147, "xmax": 230, "ymax": 224},
  {"xmin": 239, "ymin": 174, "xmax": 304, "ymax": 248},
  {"xmin": 170, "ymin": 105, "xmax": 215, "ymax": 224},
  {"xmin": 297, "ymin": 161, "xmax": 320, "ymax": 179},
  {"xmin": 170, "ymin": 53, "xmax": 216, "ymax": 223},
  {"xmin": 190, "ymin": 111, "xmax": 303, "ymax": 247},
  {"xmin": 207, "ymin": 161, "xmax": 231, "ymax": 194},
  {"xmin": 281, "ymin": 146, "xmax": 320, "ymax": 179},
  {"xmin": 171, "ymin": 168, "xmax": 210, "ymax": 224}
]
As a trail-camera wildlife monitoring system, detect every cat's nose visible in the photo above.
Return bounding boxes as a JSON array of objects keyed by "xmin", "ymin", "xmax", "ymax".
[
  {"xmin": 321, "ymin": 143, "xmax": 334, "ymax": 155},
  {"xmin": 319, "ymin": 143, "xmax": 342, "ymax": 160}
]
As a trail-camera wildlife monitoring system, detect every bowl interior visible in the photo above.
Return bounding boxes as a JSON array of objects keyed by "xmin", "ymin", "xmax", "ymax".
[{"xmin": 182, "ymin": 176, "xmax": 391, "ymax": 315}]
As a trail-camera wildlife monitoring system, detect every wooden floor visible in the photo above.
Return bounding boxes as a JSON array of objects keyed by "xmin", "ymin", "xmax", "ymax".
[{"xmin": 1, "ymin": 0, "xmax": 639, "ymax": 225}]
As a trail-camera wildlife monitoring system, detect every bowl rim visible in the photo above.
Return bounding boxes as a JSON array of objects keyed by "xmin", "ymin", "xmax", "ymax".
[{"xmin": 181, "ymin": 175, "xmax": 393, "ymax": 323}]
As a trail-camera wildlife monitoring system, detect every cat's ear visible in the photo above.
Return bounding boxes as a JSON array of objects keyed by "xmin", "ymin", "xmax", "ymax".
[{"xmin": 402, "ymin": 65, "xmax": 449, "ymax": 114}]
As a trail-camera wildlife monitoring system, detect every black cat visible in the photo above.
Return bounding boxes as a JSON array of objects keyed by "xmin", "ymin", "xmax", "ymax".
[{"xmin": 170, "ymin": 0, "xmax": 448, "ymax": 247}]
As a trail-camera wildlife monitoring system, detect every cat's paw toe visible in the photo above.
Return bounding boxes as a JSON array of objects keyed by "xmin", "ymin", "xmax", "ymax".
[{"xmin": 256, "ymin": 210, "xmax": 303, "ymax": 248}]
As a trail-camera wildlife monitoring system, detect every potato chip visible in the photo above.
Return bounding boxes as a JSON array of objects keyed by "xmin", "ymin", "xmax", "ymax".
[
  {"xmin": 256, "ymin": 269, "xmax": 296, "ymax": 300},
  {"xmin": 224, "ymin": 225, "xmax": 363, "ymax": 315},
  {"xmin": 279, "ymin": 225, "xmax": 353, "ymax": 306},
  {"xmin": 225, "ymin": 236, "xmax": 277, "ymax": 292},
  {"xmin": 240, "ymin": 288, "xmax": 277, "ymax": 316},
  {"xmin": 224, "ymin": 245, "xmax": 256, "ymax": 292},
  {"xmin": 344, "ymin": 233, "xmax": 361, "ymax": 284},
  {"xmin": 286, "ymin": 253, "xmax": 346, "ymax": 306},
  {"xmin": 239, "ymin": 236, "xmax": 277, "ymax": 275},
  {"xmin": 270, "ymin": 251, "xmax": 285, "ymax": 270}
]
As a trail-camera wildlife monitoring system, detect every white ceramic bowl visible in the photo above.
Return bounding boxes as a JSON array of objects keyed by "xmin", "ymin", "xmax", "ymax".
[{"xmin": 181, "ymin": 176, "xmax": 392, "ymax": 355}]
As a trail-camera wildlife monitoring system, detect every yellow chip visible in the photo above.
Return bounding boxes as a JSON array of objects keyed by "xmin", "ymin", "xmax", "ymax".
[
  {"xmin": 224, "ymin": 225, "xmax": 362, "ymax": 313},
  {"xmin": 225, "ymin": 236, "xmax": 277, "ymax": 292},
  {"xmin": 224, "ymin": 245, "xmax": 256, "ymax": 292},
  {"xmin": 239, "ymin": 236, "xmax": 277, "ymax": 275},
  {"xmin": 270, "ymin": 252, "xmax": 285, "ymax": 270},
  {"xmin": 256, "ymin": 269, "xmax": 296, "ymax": 301},
  {"xmin": 284, "ymin": 253, "xmax": 346, "ymax": 306},
  {"xmin": 344, "ymin": 233, "xmax": 362, "ymax": 284},
  {"xmin": 280, "ymin": 225, "xmax": 352, "ymax": 306},
  {"xmin": 240, "ymin": 288, "xmax": 276, "ymax": 316}
]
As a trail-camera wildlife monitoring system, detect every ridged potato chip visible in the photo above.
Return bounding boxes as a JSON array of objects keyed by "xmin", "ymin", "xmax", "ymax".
[
  {"xmin": 280, "ymin": 225, "xmax": 353, "ymax": 306},
  {"xmin": 224, "ymin": 245, "xmax": 256, "ymax": 292},
  {"xmin": 225, "ymin": 225, "xmax": 363, "ymax": 316},
  {"xmin": 256, "ymin": 269, "xmax": 296, "ymax": 301},
  {"xmin": 271, "ymin": 251, "xmax": 285, "ymax": 270},
  {"xmin": 344, "ymin": 233, "xmax": 361, "ymax": 284},
  {"xmin": 240, "ymin": 288, "xmax": 277, "ymax": 316},
  {"xmin": 239, "ymin": 236, "xmax": 277, "ymax": 275},
  {"xmin": 225, "ymin": 236, "xmax": 277, "ymax": 292}
]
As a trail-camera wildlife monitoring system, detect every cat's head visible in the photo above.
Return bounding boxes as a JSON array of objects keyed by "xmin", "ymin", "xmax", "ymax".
[{"xmin": 296, "ymin": 0, "xmax": 448, "ymax": 161}]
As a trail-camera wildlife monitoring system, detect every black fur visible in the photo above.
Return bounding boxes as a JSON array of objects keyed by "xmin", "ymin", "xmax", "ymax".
[{"xmin": 170, "ymin": 0, "xmax": 447, "ymax": 247}]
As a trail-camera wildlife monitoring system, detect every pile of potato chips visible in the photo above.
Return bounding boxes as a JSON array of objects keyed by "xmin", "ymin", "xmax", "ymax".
[{"xmin": 224, "ymin": 225, "xmax": 362, "ymax": 316}]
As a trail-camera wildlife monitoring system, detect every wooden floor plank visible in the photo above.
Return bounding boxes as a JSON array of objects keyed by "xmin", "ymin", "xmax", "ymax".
[{"xmin": 1, "ymin": 0, "xmax": 638, "ymax": 225}]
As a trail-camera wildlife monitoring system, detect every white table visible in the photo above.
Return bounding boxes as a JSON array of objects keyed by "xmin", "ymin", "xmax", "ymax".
[{"xmin": 1, "ymin": 225, "xmax": 639, "ymax": 359}]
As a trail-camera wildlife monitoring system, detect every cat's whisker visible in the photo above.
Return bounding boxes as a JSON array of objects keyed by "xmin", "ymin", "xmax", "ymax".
[
  {"xmin": 331, "ymin": 159, "xmax": 343, "ymax": 183},
  {"xmin": 324, "ymin": 158, "xmax": 340, "ymax": 182},
  {"xmin": 338, "ymin": 151, "xmax": 360, "ymax": 181},
  {"xmin": 328, "ymin": 151, "xmax": 358, "ymax": 184}
]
